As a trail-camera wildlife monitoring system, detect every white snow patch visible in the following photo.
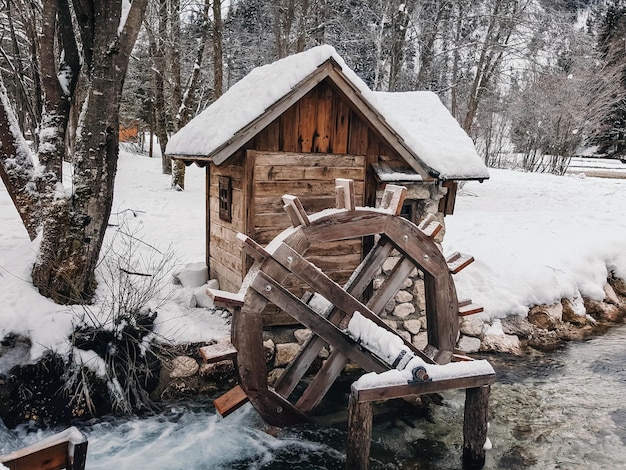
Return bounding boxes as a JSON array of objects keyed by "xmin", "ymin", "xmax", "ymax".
[
  {"xmin": 118, "ymin": 0, "xmax": 131, "ymax": 35},
  {"xmin": 73, "ymin": 348, "xmax": 107, "ymax": 377}
]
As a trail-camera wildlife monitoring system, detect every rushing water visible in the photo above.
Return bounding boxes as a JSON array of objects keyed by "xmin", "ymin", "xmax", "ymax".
[{"xmin": 2, "ymin": 324, "xmax": 626, "ymax": 469}]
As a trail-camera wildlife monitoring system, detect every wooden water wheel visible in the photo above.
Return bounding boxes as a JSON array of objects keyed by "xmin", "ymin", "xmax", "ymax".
[{"xmin": 206, "ymin": 179, "xmax": 482, "ymax": 427}]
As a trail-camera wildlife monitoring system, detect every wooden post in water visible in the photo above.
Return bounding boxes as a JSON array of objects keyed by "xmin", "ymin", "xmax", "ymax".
[
  {"xmin": 346, "ymin": 389, "xmax": 373, "ymax": 470},
  {"xmin": 463, "ymin": 385, "xmax": 490, "ymax": 469}
]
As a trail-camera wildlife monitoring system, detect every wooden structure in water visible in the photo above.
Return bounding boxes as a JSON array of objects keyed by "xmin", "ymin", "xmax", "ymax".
[
  {"xmin": 206, "ymin": 179, "xmax": 494, "ymax": 469},
  {"xmin": 166, "ymin": 46, "xmax": 489, "ymax": 315},
  {"xmin": 0, "ymin": 426, "xmax": 88, "ymax": 470}
]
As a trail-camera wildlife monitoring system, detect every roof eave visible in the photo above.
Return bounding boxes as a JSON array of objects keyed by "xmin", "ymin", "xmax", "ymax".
[{"xmin": 438, "ymin": 174, "xmax": 490, "ymax": 182}]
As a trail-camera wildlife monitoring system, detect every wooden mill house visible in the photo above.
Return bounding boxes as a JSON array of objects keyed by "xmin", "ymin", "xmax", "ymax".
[{"xmin": 166, "ymin": 45, "xmax": 489, "ymax": 324}]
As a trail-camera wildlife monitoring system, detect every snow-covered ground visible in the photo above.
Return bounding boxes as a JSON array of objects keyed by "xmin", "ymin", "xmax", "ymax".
[{"xmin": 1, "ymin": 149, "xmax": 625, "ymax": 365}]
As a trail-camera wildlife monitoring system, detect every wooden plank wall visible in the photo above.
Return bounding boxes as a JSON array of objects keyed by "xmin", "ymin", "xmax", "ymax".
[
  {"xmin": 252, "ymin": 79, "xmax": 402, "ymax": 172},
  {"xmin": 208, "ymin": 155, "xmax": 247, "ymax": 293},
  {"xmin": 253, "ymin": 150, "xmax": 365, "ymax": 302}
]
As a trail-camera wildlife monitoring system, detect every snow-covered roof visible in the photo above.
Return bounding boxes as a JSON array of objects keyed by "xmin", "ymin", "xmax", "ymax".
[
  {"xmin": 371, "ymin": 91, "xmax": 489, "ymax": 180},
  {"xmin": 166, "ymin": 45, "xmax": 489, "ymax": 181}
]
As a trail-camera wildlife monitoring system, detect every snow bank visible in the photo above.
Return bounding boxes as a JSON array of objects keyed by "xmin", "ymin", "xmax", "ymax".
[{"xmin": 444, "ymin": 169, "xmax": 626, "ymax": 318}]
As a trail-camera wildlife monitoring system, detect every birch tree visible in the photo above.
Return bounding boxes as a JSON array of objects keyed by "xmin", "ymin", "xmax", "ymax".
[{"xmin": 0, "ymin": 0, "xmax": 148, "ymax": 303}]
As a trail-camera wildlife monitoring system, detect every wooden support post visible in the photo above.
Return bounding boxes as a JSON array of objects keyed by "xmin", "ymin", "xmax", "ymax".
[
  {"xmin": 282, "ymin": 194, "xmax": 310, "ymax": 227},
  {"xmin": 336, "ymin": 178, "xmax": 356, "ymax": 211},
  {"xmin": 463, "ymin": 385, "xmax": 490, "ymax": 469},
  {"xmin": 346, "ymin": 389, "xmax": 373, "ymax": 470},
  {"xmin": 379, "ymin": 184, "xmax": 407, "ymax": 215}
]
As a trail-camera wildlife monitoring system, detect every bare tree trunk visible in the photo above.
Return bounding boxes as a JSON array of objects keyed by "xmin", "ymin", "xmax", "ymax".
[
  {"xmin": 273, "ymin": 0, "xmax": 296, "ymax": 58},
  {"xmin": 296, "ymin": 0, "xmax": 310, "ymax": 52},
  {"xmin": 461, "ymin": 0, "xmax": 517, "ymax": 133},
  {"xmin": 0, "ymin": 80, "xmax": 40, "ymax": 239},
  {"xmin": 389, "ymin": 0, "xmax": 414, "ymax": 91},
  {"xmin": 170, "ymin": 0, "xmax": 185, "ymax": 190},
  {"xmin": 153, "ymin": 0, "xmax": 171, "ymax": 175},
  {"xmin": 178, "ymin": 0, "xmax": 211, "ymax": 127},
  {"xmin": 450, "ymin": 1, "xmax": 464, "ymax": 120},
  {"xmin": 32, "ymin": 0, "xmax": 147, "ymax": 303},
  {"xmin": 213, "ymin": 0, "xmax": 224, "ymax": 98},
  {"xmin": 171, "ymin": 0, "xmax": 214, "ymax": 190},
  {"xmin": 416, "ymin": 1, "xmax": 447, "ymax": 90},
  {"xmin": 0, "ymin": 0, "xmax": 148, "ymax": 303}
]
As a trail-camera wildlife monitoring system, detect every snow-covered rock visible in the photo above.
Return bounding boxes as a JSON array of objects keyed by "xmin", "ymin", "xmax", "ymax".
[
  {"xmin": 481, "ymin": 331, "xmax": 522, "ymax": 355},
  {"xmin": 460, "ymin": 315, "xmax": 487, "ymax": 338},
  {"xmin": 603, "ymin": 283, "xmax": 621, "ymax": 305},
  {"xmin": 528, "ymin": 303, "xmax": 563, "ymax": 330},
  {"xmin": 457, "ymin": 335, "xmax": 481, "ymax": 354},
  {"xmin": 173, "ymin": 262, "xmax": 209, "ymax": 288},
  {"xmin": 192, "ymin": 279, "xmax": 220, "ymax": 308}
]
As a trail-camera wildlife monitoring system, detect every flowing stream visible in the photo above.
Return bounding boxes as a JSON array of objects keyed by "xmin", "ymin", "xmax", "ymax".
[{"xmin": 2, "ymin": 324, "xmax": 626, "ymax": 469}]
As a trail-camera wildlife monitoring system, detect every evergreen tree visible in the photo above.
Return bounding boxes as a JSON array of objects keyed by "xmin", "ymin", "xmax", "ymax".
[{"xmin": 594, "ymin": 2, "xmax": 626, "ymax": 159}]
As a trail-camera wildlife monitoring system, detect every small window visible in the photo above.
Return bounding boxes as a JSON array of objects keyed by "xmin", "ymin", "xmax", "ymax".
[
  {"xmin": 218, "ymin": 176, "xmax": 232, "ymax": 222},
  {"xmin": 400, "ymin": 200, "xmax": 418, "ymax": 224}
]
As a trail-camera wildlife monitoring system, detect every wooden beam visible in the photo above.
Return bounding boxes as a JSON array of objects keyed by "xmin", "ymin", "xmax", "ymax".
[
  {"xmin": 282, "ymin": 194, "xmax": 310, "ymax": 227},
  {"xmin": 207, "ymin": 289, "xmax": 245, "ymax": 308},
  {"xmin": 273, "ymin": 237, "xmax": 396, "ymax": 398},
  {"xmin": 335, "ymin": 178, "xmax": 356, "ymax": 211},
  {"xmin": 270, "ymin": 242, "xmax": 431, "ymax": 362},
  {"xmin": 237, "ymin": 232, "xmax": 270, "ymax": 261},
  {"xmin": 0, "ymin": 427, "xmax": 87, "ymax": 470},
  {"xmin": 353, "ymin": 373, "xmax": 496, "ymax": 403},
  {"xmin": 459, "ymin": 303, "xmax": 484, "ymax": 317},
  {"xmin": 296, "ymin": 349, "xmax": 348, "ymax": 412},
  {"xmin": 446, "ymin": 252, "xmax": 475, "ymax": 274},
  {"xmin": 302, "ymin": 210, "xmax": 389, "ymax": 244},
  {"xmin": 213, "ymin": 385, "xmax": 249, "ymax": 418},
  {"xmin": 199, "ymin": 341, "xmax": 238, "ymax": 363},
  {"xmin": 379, "ymin": 184, "xmax": 407, "ymax": 216},
  {"xmin": 250, "ymin": 271, "xmax": 388, "ymax": 373},
  {"xmin": 417, "ymin": 213, "xmax": 443, "ymax": 239}
]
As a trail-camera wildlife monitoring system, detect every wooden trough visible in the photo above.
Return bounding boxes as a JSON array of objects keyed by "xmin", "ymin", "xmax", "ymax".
[{"xmin": 206, "ymin": 179, "xmax": 493, "ymax": 469}]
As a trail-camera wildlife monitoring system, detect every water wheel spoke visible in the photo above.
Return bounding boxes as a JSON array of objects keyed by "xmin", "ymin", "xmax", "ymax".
[
  {"xmin": 271, "ymin": 242, "xmax": 429, "ymax": 362},
  {"xmin": 250, "ymin": 271, "xmax": 388, "ymax": 373},
  {"xmin": 274, "ymin": 237, "xmax": 396, "ymax": 397},
  {"xmin": 296, "ymin": 349, "xmax": 349, "ymax": 412},
  {"xmin": 294, "ymin": 256, "xmax": 437, "ymax": 412}
]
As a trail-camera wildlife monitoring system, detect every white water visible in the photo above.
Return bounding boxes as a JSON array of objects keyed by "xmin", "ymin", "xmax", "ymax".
[{"xmin": 3, "ymin": 325, "xmax": 626, "ymax": 469}]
